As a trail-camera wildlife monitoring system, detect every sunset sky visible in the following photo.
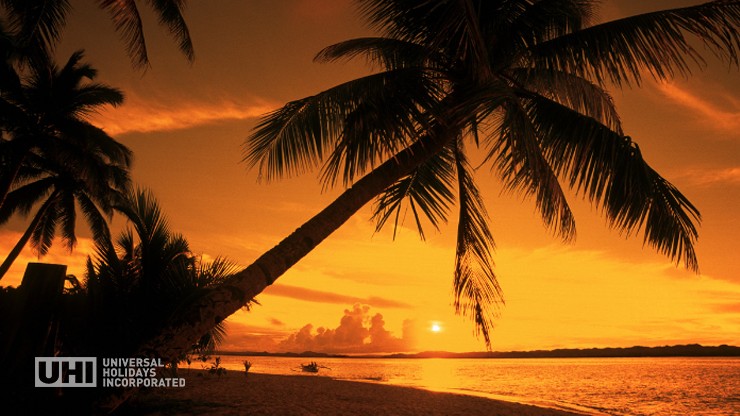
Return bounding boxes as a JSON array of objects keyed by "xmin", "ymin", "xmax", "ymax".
[{"xmin": 2, "ymin": 0, "xmax": 739, "ymax": 353}]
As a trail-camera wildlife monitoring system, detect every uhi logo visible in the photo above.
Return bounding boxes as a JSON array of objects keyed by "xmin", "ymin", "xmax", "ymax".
[{"xmin": 35, "ymin": 357, "xmax": 97, "ymax": 387}]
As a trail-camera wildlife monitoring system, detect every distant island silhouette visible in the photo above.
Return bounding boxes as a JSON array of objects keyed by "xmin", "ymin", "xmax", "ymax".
[{"xmin": 220, "ymin": 344, "xmax": 740, "ymax": 359}]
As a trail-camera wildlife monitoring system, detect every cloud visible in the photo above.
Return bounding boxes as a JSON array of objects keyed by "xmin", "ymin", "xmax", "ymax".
[
  {"xmin": 219, "ymin": 320, "xmax": 286, "ymax": 352},
  {"xmin": 709, "ymin": 302, "xmax": 740, "ymax": 314},
  {"xmin": 674, "ymin": 166, "xmax": 740, "ymax": 187},
  {"xmin": 262, "ymin": 283, "xmax": 413, "ymax": 309},
  {"xmin": 277, "ymin": 304, "xmax": 415, "ymax": 354},
  {"xmin": 656, "ymin": 81, "xmax": 740, "ymax": 134},
  {"xmin": 89, "ymin": 92, "xmax": 277, "ymax": 136},
  {"xmin": 269, "ymin": 318, "xmax": 286, "ymax": 326}
]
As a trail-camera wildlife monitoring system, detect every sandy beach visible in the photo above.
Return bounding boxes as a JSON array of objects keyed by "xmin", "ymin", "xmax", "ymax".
[{"xmin": 119, "ymin": 370, "xmax": 583, "ymax": 415}]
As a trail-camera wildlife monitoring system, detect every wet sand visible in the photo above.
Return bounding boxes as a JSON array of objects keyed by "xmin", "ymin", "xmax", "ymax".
[{"xmin": 120, "ymin": 370, "xmax": 584, "ymax": 415}]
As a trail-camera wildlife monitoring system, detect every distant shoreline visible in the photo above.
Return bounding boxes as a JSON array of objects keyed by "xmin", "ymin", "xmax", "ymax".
[{"xmin": 217, "ymin": 343, "xmax": 740, "ymax": 359}]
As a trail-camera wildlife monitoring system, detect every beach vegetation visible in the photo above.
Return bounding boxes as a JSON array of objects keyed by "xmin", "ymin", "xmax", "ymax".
[
  {"xmin": 0, "ymin": 188, "xmax": 241, "ymax": 408},
  {"xmin": 206, "ymin": 356, "xmax": 227, "ymax": 377},
  {"xmin": 68, "ymin": 188, "xmax": 242, "ymax": 360}
]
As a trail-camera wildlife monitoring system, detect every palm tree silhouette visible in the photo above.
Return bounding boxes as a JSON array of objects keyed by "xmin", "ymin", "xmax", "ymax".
[
  {"xmin": 108, "ymin": 2, "xmax": 738, "ymax": 400},
  {"xmin": 0, "ymin": 51, "xmax": 131, "ymax": 280},
  {"xmin": 243, "ymin": 0, "xmax": 727, "ymax": 347},
  {"xmin": 0, "ymin": 50, "xmax": 129, "ymax": 207},
  {"xmin": 77, "ymin": 189, "xmax": 237, "ymax": 359},
  {"xmin": 0, "ymin": 0, "xmax": 193, "ymax": 69}
]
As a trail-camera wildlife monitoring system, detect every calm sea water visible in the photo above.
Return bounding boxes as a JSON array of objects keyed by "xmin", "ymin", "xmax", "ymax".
[{"xmin": 198, "ymin": 355, "xmax": 740, "ymax": 415}]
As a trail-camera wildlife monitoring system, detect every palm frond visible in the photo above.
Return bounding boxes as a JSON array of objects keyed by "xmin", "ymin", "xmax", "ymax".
[
  {"xmin": 116, "ymin": 188, "xmax": 168, "ymax": 246},
  {"xmin": 30, "ymin": 191, "xmax": 59, "ymax": 256},
  {"xmin": 642, "ymin": 171, "xmax": 700, "ymax": 271},
  {"xmin": 147, "ymin": 0, "xmax": 195, "ymax": 63},
  {"xmin": 320, "ymin": 68, "xmax": 440, "ymax": 187},
  {"xmin": 90, "ymin": 224, "xmax": 121, "ymax": 279},
  {"xmin": 507, "ymin": 67, "xmax": 622, "ymax": 133},
  {"xmin": 115, "ymin": 228, "xmax": 138, "ymax": 266},
  {"xmin": 491, "ymin": 0, "xmax": 596, "ymax": 65},
  {"xmin": 372, "ymin": 144, "xmax": 456, "ymax": 239},
  {"xmin": 0, "ymin": 175, "xmax": 55, "ymax": 222},
  {"xmin": 196, "ymin": 256, "xmax": 241, "ymax": 288},
  {"xmin": 57, "ymin": 119, "xmax": 133, "ymax": 168},
  {"xmin": 57, "ymin": 190, "xmax": 77, "ymax": 250},
  {"xmin": 1, "ymin": 0, "xmax": 71, "ymax": 62},
  {"xmin": 97, "ymin": 0, "xmax": 149, "ymax": 69},
  {"xmin": 452, "ymin": 139, "xmax": 501, "ymax": 349},
  {"xmin": 246, "ymin": 68, "xmax": 440, "ymax": 182},
  {"xmin": 486, "ymin": 98, "xmax": 577, "ymax": 241},
  {"xmin": 65, "ymin": 82, "xmax": 125, "ymax": 116},
  {"xmin": 529, "ymin": 1, "xmax": 740, "ymax": 86},
  {"xmin": 77, "ymin": 191, "xmax": 113, "ymax": 246},
  {"xmin": 526, "ymin": 94, "xmax": 701, "ymax": 270},
  {"xmin": 58, "ymin": 49, "xmax": 96, "ymax": 82},
  {"xmin": 358, "ymin": 0, "xmax": 453, "ymax": 43},
  {"xmin": 315, "ymin": 37, "xmax": 432, "ymax": 70},
  {"xmin": 358, "ymin": 0, "xmax": 487, "ymax": 66}
]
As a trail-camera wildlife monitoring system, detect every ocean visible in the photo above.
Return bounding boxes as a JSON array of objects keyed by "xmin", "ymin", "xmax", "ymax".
[{"xmin": 198, "ymin": 355, "xmax": 739, "ymax": 415}]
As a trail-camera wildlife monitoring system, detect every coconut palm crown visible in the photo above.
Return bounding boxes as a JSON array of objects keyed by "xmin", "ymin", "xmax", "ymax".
[{"xmin": 245, "ymin": 0, "xmax": 740, "ymax": 347}]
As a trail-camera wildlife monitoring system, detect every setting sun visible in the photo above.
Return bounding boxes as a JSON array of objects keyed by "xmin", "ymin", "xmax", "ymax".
[{"xmin": 430, "ymin": 323, "xmax": 442, "ymax": 333}]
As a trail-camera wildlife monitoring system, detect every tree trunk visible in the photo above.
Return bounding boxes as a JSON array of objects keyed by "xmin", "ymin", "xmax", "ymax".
[
  {"xmin": 97, "ymin": 129, "xmax": 456, "ymax": 412},
  {"xmin": 0, "ymin": 193, "xmax": 57, "ymax": 281}
]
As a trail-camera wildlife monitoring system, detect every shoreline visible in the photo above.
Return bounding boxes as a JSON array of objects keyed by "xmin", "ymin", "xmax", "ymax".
[{"xmin": 120, "ymin": 370, "xmax": 588, "ymax": 415}]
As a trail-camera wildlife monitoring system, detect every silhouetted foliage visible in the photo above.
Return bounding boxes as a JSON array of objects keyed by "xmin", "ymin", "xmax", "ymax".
[
  {"xmin": 61, "ymin": 189, "xmax": 242, "ymax": 359},
  {"xmin": 0, "ymin": 51, "xmax": 131, "ymax": 280},
  {"xmin": 0, "ymin": 0, "xmax": 193, "ymax": 69},
  {"xmin": 245, "ymin": 0, "xmax": 740, "ymax": 347}
]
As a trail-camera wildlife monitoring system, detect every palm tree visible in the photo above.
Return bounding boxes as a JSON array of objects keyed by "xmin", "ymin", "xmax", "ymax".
[
  {"xmin": 75, "ymin": 189, "xmax": 238, "ymax": 358},
  {"xmin": 241, "ymin": 0, "xmax": 740, "ymax": 346},
  {"xmin": 117, "ymin": 0, "xmax": 739, "ymax": 391},
  {"xmin": 0, "ymin": 126, "xmax": 131, "ymax": 279},
  {"xmin": 0, "ymin": 51, "xmax": 132, "ymax": 280},
  {"xmin": 0, "ymin": 0, "xmax": 193, "ymax": 69},
  {"xmin": 0, "ymin": 50, "xmax": 129, "ymax": 211}
]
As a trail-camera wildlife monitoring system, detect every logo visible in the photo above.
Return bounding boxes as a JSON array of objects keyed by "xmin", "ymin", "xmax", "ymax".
[{"xmin": 35, "ymin": 357, "xmax": 97, "ymax": 387}]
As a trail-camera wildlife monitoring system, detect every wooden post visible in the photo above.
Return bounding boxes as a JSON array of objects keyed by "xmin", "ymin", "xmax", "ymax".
[{"xmin": 0, "ymin": 263, "xmax": 67, "ymax": 405}]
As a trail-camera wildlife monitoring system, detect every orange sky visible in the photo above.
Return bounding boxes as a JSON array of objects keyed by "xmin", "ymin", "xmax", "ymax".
[{"xmin": 2, "ymin": 0, "xmax": 739, "ymax": 353}]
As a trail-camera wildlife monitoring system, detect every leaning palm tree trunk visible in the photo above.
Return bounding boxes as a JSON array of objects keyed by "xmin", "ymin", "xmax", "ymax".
[
  {"xmin": 145, "ymin": 130, "xmax": 452, "ymax": 357},
  {"xmin": 0, "ymin": 192, "xmax": 58, "ymax": 280},
  {"xmin": 98, "ymin": 127, "xmax": 455, "ymax": 412}
]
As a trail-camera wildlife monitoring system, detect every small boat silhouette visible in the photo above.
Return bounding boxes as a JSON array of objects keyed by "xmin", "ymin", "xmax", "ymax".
[
  {"xmin": 299, "ymin": 361, "xmax": 330, "ymax": 373},
  {"xmin": 301, "ymin": 362, "xmax": 320, "ymax": 373}
]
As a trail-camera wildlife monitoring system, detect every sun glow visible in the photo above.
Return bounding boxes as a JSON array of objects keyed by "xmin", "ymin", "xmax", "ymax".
[{"xmin": 430, "ymin": 323, "xmax": 442, "ymax": 333}]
